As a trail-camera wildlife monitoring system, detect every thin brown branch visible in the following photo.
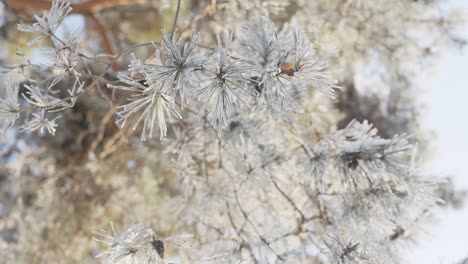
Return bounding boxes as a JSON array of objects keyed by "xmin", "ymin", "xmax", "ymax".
[
  {"xmin": 221, "ymin": 165, "xmax": 285, "ymax": 261},
  {"xmin": 171, "ymin": 0, "xmax": 182, "ymax": 39},
  {"xmin": 5, "ymin": 0, "xmax": 145, "ymax": 15},
  {"xmin": 88, "ymin": 14, "xmax": 119, "ymax": 70}
]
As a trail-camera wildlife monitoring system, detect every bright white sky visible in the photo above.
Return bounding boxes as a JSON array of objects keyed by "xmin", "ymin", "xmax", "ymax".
[{"xmin": 409, "ymin": 0, "xmax": 468, "ymax": 262}]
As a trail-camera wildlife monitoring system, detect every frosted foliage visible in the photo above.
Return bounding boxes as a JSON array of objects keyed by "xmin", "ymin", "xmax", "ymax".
[
  {"xmin": 21, "ymin": 111, "xmax": 60, "ymax": 135},
  {"xmin": 0, "ymin": 0, "xmax": 465, "ymax": 264},
  {"xmin": 17, "ymin": 0, "xmax": 72, "ymax": 45},
  {"xmin": 108, "ymin": 70, "xmax": 182, "ymax": 141},
  {"xmin": 93, "ymin": 223, "xmax": 194, "ymax": 264},
  {"xmin": 0, "ymin": 77, "xmax": 20, "ymax": 134}
]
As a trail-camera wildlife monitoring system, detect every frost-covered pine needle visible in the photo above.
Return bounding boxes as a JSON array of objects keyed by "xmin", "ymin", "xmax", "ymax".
[
  {"xmin": 129, "ymin": 30, "xmax": 205, "ymax": 107},
  {"xmin": 21, "ymin": 111, "xmax": 60, "ymax": 136},
  {"xmin": 48, "ymin": 28, "xmax": 81, "ymax": 76},
  {"xmin": 242, "ymin": 16, "xmax": 338, "ymax": 111},
  {"xmin": 93, "ymin": 223, "xmax": 151, "ymax": 264},
  {"xmin": 17, "ymin": 0, "xmax": 72, "ymax": 46},
  {"xmin": 22, "ymin": 84, "xmax": 69, "ymax": 111},
  {"xmin": 0, "ymin": 76, "xmax": 20, "ymax": 134},
  {"xmin": 195, "ymin": 33, "xmax": 253, "ymax": 132},
  {"xmin": 108, "ymin": 72, "xmax": 182, "ymax": 140},
  {"xmin": 94, "ymin": 223, "xmax": 195, "ymax": 264}
]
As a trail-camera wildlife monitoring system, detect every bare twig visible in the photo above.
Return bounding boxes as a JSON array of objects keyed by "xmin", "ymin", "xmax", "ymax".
[{"xmin": 170, "ymin": 0, "xmax": 182, "ymax": 39}]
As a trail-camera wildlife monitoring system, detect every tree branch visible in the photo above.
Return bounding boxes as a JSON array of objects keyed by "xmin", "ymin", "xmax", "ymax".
[{"xmin": 5, "ymin": 0, "xmax": 145, "ymax": 15}]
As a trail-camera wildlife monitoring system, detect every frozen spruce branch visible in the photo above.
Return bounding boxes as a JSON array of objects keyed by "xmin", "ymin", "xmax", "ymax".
[
  {"xmin": 93, "ymin": 223, "xmax": 194, "ymax": 264},
  {"xmin": 17, "ymin": 0, "xmax": 72, "ymax": 46},
  {"xmin": 0, "ymin": 76, "xmax": 20, "ymax": 134}
]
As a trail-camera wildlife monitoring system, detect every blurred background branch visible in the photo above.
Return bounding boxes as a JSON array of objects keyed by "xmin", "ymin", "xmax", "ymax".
[{"xmin": 3, "ymin": 0, "xmax": 146, "ymax": 15}]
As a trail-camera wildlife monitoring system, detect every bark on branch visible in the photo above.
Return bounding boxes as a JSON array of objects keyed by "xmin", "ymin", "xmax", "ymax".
[{"xmin": 5, "ymin": 0, "xmax": 145, "ymax": 15}]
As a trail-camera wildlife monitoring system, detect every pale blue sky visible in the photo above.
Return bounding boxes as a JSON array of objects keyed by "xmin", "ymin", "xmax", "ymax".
[{"xmin": 409, "ymin": 48, "xmax": 468, "ymax": 264}]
